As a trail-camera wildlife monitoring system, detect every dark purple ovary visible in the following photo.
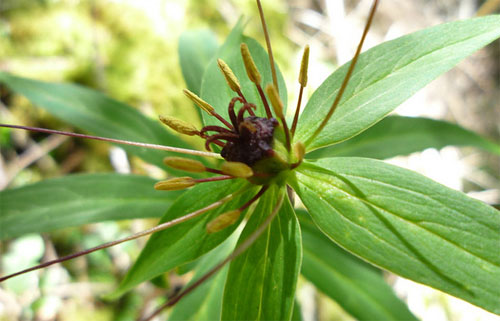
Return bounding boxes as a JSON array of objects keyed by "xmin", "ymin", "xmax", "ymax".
[{"xmin": 221, "ymin": 116, "xmax": 278, "ymax": 166}]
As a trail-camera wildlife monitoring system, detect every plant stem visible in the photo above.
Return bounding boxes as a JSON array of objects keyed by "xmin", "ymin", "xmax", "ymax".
[
  {"xmin": 256, "ymin": 0, "xmax": 278, "ymax": 93},
  {"xmin": 0, "ymin": 124, "xmax": 222, "ymax": 159},
  {"xmin": 141, "ymin": 191, "xmax": 283, "ymax": 321},
  {"xmin": 195, "ymin": 175, "xmax": 234, "ymax": 183},
  {"xmin": 305, "ymin": 0, "xmax": 378, "ymax": 147},
  {"xmin": 291, "ymin": 84, "xmax": 304, "ymax": 136},
  {"xmin": 256, "ymin": 83, "xmax": 273, "ymax": 119},
  {"xmin": 0, "ymin": 190, "xmax": 244, "ymax": 282}
]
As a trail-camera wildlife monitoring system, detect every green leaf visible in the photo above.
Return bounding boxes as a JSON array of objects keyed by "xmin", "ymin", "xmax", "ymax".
[
  {"xmin": 307, "ymin": 116, "xmax": 500, "ymax": 159},
  {"xmin": 201, "ymin": 20, "xmax": 287, "ymax": 126},
  {"xmin": 222, "ymin": 185, "xmax": 302, "ymax": 321},
  {"xmin": 291, "ymin": 299, "xmax": 303, "ymax": 321},
  {"xmin": 0, "ymin": 72, "xmax": 192, "ymax": 169},
  {"xmin": 291, "ymin": 158, "xmax": 500, "ymax": 314},
  {"xmin": 111, "ymin": 179, "xmax": 255, "ymax": 298},
  {"xmin": 298, "ymin": 211, "xmax": 418, "ymax": 321},
  {"xmin": 179, "ymin": 29, "xmax": 218, "ymax": 96},
  {"xmin": 295, "ymin": 15, "xmax": 500, "ymax": 151},
  {"xmin": 168, "ymin": 231, "xmax": 239, "ymax": 321},
  {"xmin": 0, "ymin": 174, "xmax": 176, "ymax": 240}
]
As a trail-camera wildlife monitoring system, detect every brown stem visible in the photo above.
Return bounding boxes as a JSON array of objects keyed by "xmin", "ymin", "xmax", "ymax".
[
  {"xmin": 211, "ymin": 111, "xmax": 234, "ymax": 130},
  {"xmin": 0, "ymin": 123, "xmax": 222, "ymax": 159},
  {"xmin": 205, "ymin": 167, "xmax": 225, "ymax": 175},
  {"xmin": 236, "ymin": 89, "xmax": 249, "ymax": 107},
  {"xmin": 140, "ymin": 191, "xmax": 284, "ymax": 321},
  {"xmin": 281, "ymin": 115, "xmax": 292, "ymax": 152},
  {"xmin": 305, "ymin": 0, "xmax": 379, "ymax": 147},
  {"xmin": 291, "ymin": 85, "xmax": 304, "ymax": 136},
  {"xmin": 256, "ymin": 0, "xmax": 279, "ymax": 93},
  {"xmin": 239, "ymin": 185, "xmax": 269, "ymax": 211},
  {"xmin": 0, "ymin": 191, "xmax": 244, "ymax": 283},
  {"xmin": 194, "ymin": 175, "xmax": 234, "ymax": 183},
  {"xmin": 256, "ymin": 83, "xmax": 273, "ymax": 119}
]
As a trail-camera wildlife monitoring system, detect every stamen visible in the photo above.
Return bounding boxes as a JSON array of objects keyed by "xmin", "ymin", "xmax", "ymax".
[
  {"xmin": 256, "ymin": 0, "xmax": 279, "ymax": 93},
  {"xmin": 206, "ymin": 209, "xmax": 241, "ymax": 233},
  {"xmin": 142, "ymin": 190, "xmax": 283, "ymax": 320},
  {"xmin": 240, "ymin": 43, "xmax": 272, "ymax": 119},
  {"xmin": 298, "ymin": 45, "xmax": 310, "ymax": 88},
  {"xmin": 305, "ymin": 0, "xmax": 379, "ymax": 147},
  {"xmin": 154, "ymin": 177, "xmax": 196, "ymax": 191},
  {"xmin": 0, "ymin": 123, "xmax": 222, "ymax": 159},
  {"xmin": 240, "ymin": 43, "xmax": 261, "ymax": 84},
  {"xmin": 183, "ymin": 89, "xmax": 234, "ymax": 129},
  {"xmin": 155, "ymin": 176, "xmax": 237, "ymax": 192},
  {"xmin": 182, "ymin": 89, "xmax": 215, "ymax": 114},
  {"xmin": 159, "ymin": 115, "xmax": 200, "ymax": 136},
  {"xmin": 206, "ymin": 184, "xmax": 268, "ymax": 233},
  {"xmin": 217, "ymin": 59, "xmax": 246, "ymax": 101},
  {"xmin": 294, "ymin": 142, "xmax": 305, "ymax": 161},
  {"xmin": 0, "ymin": 190, "xmax": 245, "ymax": 283},
  {"xmin": 291, "ymin": 45, "xmax": 310, "ymax": 135},
  {"xmin": 291, "ymin": 142, "xmax": 305, "ymax": 169},
  {"xmin": 265, "ymin": 85, "xmax": 283, "ymax": 122},
  {"xmin": 257, "ymin": 85, "xmax": 272, "ymax": 119},
  {"xmin": 238, "ymin": 184, "xmax": 269, "ymax": 211},
  {"xmin": 204, "ymin": 168, "xmax": 223, "ymax": 175},
  {"xmin": 194, "ymin": 176, "xmax": 234, "ymax": 183},
  {"xmin": 221, "ymin": 161, "xmax": 253, "ymax": 178},
  {"xmin": 163, "ymin": 157, "xmax": 206, "ymax": 173},
  {"xmin": 265, "ymin": 84, "xmax": 291, "ymax": 151},
  {"xmin": 163, "ymin": 157, "xmax": 230, "ymax": 176}
]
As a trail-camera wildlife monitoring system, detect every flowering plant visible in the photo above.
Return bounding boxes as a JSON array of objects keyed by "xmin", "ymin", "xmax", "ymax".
[{"xmin": 1, "ymin": 1, "xmax": 500, "ymax": 320}]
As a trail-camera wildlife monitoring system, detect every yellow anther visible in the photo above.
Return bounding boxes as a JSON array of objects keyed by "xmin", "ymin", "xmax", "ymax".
[
  {"xmin": 217, "ymin": 59, "xmax": 241, "ymax": 92},
  {"xmin": 299, "ymin": 45, "xmax": 310, "ymax": 87},
  {"xmin": 206, "ymin": 210, "xmax": 241, "ymax": 233},
  {"xmin": 221, "ymin": 161, "xmax": 253, "ymax": 178},
  {"xmin": 154, "ymin": 177, "xmax": 196, "ymax": 191},
  {"xmin": 183, "ymin": 89, "xmax": 215, "ymax": 114},
  {"xmin": 163, "ymin": 157, "xmax": 206, "ymax": 173},
  {"xmin": 265, "ymin": 84, "xmax": 284, "ymax": 119},
  {"xmin": 159, "ymin": 115, "xmax": 200, "ymax": 136},
  {"xmin": 240, "ymin": 43, "xmax": 261, "ymax": 85},
  {"xmin": 294, "ymin": 142, "xmax": 305, "ymax": 162}
]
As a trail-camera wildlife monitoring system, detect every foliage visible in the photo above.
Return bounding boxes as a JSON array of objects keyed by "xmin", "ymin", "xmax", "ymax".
[{"xmin": 1, "ymin": 3, "xmax": 500, "ymax": 321}]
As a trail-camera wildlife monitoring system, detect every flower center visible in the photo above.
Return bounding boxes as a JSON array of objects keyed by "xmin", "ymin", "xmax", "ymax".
[{"xmin": 221, "ymin": 116, "xmax": 278, "ymax": 166}]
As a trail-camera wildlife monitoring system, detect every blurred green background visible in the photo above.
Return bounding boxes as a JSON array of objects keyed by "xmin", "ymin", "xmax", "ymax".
[{"xmin": 0, "ymin": 1, "xmax": 292, "ymax": 320}]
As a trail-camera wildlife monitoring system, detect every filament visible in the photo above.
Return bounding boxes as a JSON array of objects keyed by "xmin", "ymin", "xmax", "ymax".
[
  {"xmin": 141, "ymin": 190, "xmax": 283, "ymax": 321},
  {"xmin": 0, "ymin": 124, "xmax": 222, "ymax": 159},
  {"xmin": 305, "ymin": 0, "xmax": 379, "ymax": 147},
  {"xmin": 0, "ymin": 189, "xmax": 248, "ymax": 282},
  {"xmin": 256, "ymin": 0, "xmax": 279, "ymax": 93}
]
